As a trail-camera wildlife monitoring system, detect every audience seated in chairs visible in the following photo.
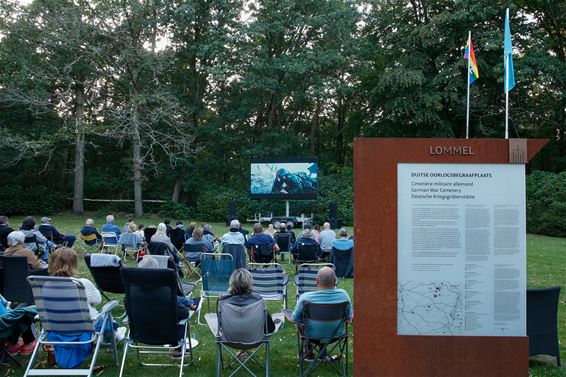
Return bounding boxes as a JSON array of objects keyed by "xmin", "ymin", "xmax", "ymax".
[
  {"xmin": 185, "ymin": 227, "xmax": 214, "ymax": 265},
  {"xmin": 102, "ymin": 214, "xmax": 122, "ymax": 241},
  {"xmin": 118, "ymin": 223, "xmax": 144, "ymax": 257},
  {"xmin": 20, "ymin": 217, "xmax": 50, "ymax": 262},
  {"xmin": 148, "ymin": 223, "xmax": 181, "ymax": 265},
  {"xmin": 185, "ymin": 222, "xmax": 197, "ymax": 241},
  {"xmin": 318, "ymin": 222, "xmax": 336, "ymax": 258},
  {"xmin": 221, "ymin": 220, "xmax": 247, "ymax": 269},
  {"xmin": 80, "ymin": 218, "xmax": 102, "ymax": 246},
  {"xmin": 287, "ymin": 267, "xmax": 352, "ymax": 376},
  {"xmin": 170, "ymin": 221, "xmax": 186, "ymax": 252},
  {"xmin": 331, "ymin": 228, "xmax": 354, "ymax": 278},
  {"xmin": 205, "ymin": 269, "xmax": 283, "ymax": 376},
  {"xmin": 291, "ymin": 229, "xmax": 322, "ymax": 263},
  {"xmin": 4, "ymin": 231, "xmax": 47, "ymax": 270},
  {"xmin": 275, "ymin": 223, "xmax": 296, "ymax": 244},
  {"xmin": 202, "ymin": 223, "xmax": 217, "ymax": 246},
  {"xmin": 248, "ymin": 223, "xmax": 279, "ymax": 263},
  {"xmin": 38, "ymin": 216, "xmax": 76, "ymax": 248},
  {"xmin": 0, "ymin": 216, "xmax": 14, "ymax": 254}
]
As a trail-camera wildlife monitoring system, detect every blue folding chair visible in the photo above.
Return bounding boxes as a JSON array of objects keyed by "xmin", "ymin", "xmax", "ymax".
[
  {"xmin": 198, "ymin": 253, "xmax": 235, "ymax": 325},
  {"xmin": 24, "ymin": 276, "xmax": 118, "ymax": 377},
  {"xmin": 248, "ymin": 263, "xmax": 288, "ymax": 311}
]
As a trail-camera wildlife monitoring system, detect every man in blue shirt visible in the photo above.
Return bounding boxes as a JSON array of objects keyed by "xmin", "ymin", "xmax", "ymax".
[
  {"xmin": 247, "ymin": 223, "xmax": 279, "ymax": 263},
  {"xmin": 38, "ymin": 217, "xmax": 76, "ymax": 247},
  {"xmin": 101, "ymin": 215, "xmax": 121, "ymax": 245},
  {"xmin": 290, "ymin": 267, "xmax": 352, "ymax": 344}
]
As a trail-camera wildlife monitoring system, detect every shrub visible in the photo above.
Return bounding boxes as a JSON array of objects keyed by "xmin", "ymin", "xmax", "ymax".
[{"xmin": 526, "ymin": 171, "xmax": 566, "ymax": 237}]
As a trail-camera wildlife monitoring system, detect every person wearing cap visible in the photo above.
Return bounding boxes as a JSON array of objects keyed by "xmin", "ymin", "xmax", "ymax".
[{"xmin": 38, "ymin": 217, "xmax": 76, "ymax": 248}]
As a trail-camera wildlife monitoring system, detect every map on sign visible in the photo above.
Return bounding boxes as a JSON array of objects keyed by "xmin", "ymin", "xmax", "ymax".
[{"xmin": 397, "ymin": 281, "xmax": 464, "ymax": 335}]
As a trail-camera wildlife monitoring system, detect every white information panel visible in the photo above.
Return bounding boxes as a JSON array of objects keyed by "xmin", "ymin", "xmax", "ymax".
[{"xmin": 397, "ymin": 163, "xmax": 526, "ymax": 337}]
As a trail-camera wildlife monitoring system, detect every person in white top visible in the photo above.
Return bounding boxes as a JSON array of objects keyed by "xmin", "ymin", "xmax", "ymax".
[
  {"xmin": 318, "ymin": 222, "xmax": 336, "ymax": 254},
  {"xmin": 221, "ymin": 220, "xmax": 245, "ymax": 245},
  {"xmin": 48, "ymin": 247, "xmax": 126, "ymax": 341}
]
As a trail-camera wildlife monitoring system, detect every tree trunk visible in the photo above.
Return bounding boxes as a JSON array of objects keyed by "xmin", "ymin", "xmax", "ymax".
[
  {"xmin": 336, "ymin": 99, "xmax": 345, "ymax": 166},
  {"xmin": 171, "ymin": 176, "xmax": 181, "ymax": 203},
  {"xmin": 310, "ymin": 99, "xmax": 320, "ymax": 154},
  {"xmin": 132, "ymin": 108, "xmax": 143, "ymax": 217},
  {"xmin": 72, "ymin": 81, "xmax": 86, "ymax": 215}
]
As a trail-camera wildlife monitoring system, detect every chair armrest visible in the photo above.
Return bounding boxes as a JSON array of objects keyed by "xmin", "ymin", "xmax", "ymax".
[
  {"xmin": 178, "ymin": 319, "xmax": 188, "ymax": 326},
  {"xmin": 100, "ymin": 300, "xmax": 119, "ymax": 317},
  {"xmin": 283, "ymin": 275, "xmax": 289, "ymax": 286}
]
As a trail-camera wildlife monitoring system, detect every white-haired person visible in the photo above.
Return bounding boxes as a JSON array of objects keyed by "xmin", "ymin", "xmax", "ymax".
[
  {"xmin": 220, "ymin": 220, "xmax": 245, "ymax": 246},
  {"xmin": 318, "ymin": 222, "xmax": 336, "ymax": 257},
  {"xmin": 150, "ymin": 223, "xmax": 181, "ymax": 265},
  {"xmin": 101, "ymin": 214, "xmax": 121, "ymax": 242},
  {"xmin": 4, "ymin": 231, "xmax": 47, "ymax": 270},
  {"xmin": 80, "ymin": 219, "xmax": 102, "ymax": 245}
]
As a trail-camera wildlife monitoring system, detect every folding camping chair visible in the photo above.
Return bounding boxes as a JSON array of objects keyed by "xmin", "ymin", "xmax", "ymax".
[
  {"xmin": 119, "ymin": 267, "xmax": 194, "ymax": 377},
  {"xmin": 222, "ymin": 244, "xmax": 247, "ymax": 269},
  {"xmin": 248, "ymin": 263, "xmax": 288, "ymax": 311},
  {"xmin": 0, "ymin": 256, "xmax": 49, "ymax": 305},
  {"xmin": 250, "ymin": 244, "xmax": 275, "ymax": 264},
  {"xmin": 141, "ymin": 255, "xmax": 196, "ymax": 297},
  {"xmin": 274, "ymin": 233, "xmax": 292, "ymax": 264},
  {"xmin": 294, "ymin": 243, "xmax": 320, "ymax": 272},
  {"xmin": 24, "ymin": 276, "xmax": 118, "ymax": 377},
  {"xmin": 294, "ymin": 263, "xmax": 336, "ymax": 299},
  {"xmin": 198, "ymin": 253, "xmax": 235, "ymax": 325},
  {"xmin": 182, "ymin": 243, "xmax": 204, "ymax": 281},
  {"xmin": 205, "ymin": 297, "xmax": 283, "ymax": 377},
  {"xmin": 101, "ymin": 232, "xmax": 121, "ymax": 255},
  {"xmin": 118, "ymin": 232, "xmax": 143, "ymax": 259},
  {"xmin": 290, "ymin": 301, "xmax": 350, "ymax": 377},
  {"xmin": 331, "ymin": 247, "xmax": 354, "ymax": 278},
  {"xmin": 84, "ymin": 254, "xmax": 126, "ymax": 320}
]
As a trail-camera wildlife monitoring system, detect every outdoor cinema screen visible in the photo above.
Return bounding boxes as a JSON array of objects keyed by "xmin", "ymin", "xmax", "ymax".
[{"xmin": 250, "ymin": 158, "xmax": 318, "ymax": 200}]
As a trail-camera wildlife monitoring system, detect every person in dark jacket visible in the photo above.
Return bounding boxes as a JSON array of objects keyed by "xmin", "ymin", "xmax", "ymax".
[
  {"xmin": 80, "ymin": 219, "xmax": 102, "ymax": 245},
  {"xmin": 0, "ymin": 216, "xmax": 14, "ymax": 253},
  {"xmin": 38, "ymin": 217, "xmax": 76, "ymax": 247}
]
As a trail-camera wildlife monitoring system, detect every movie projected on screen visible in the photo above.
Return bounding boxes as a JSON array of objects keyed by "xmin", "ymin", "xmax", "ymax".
[{"xmin": 250, "ymin": 158, "xmax": 318, "ymax": 200}]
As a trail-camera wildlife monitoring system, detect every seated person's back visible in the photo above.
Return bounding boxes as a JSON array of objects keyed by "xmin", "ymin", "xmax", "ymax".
[{"xmin": 291, "ymin": 267, "xmax": 351, "ymax": 339}]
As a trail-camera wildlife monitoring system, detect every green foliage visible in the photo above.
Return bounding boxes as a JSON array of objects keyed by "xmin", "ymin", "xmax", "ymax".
[
  {"xmin": 158, "ymin": 201, "xmax": 192, "ymax": 219},
  {"xmin": 526, "ymin": 171, "xmax": 566, "ymax": 237},
  {"xmin": 0, "ymin": 185, "xmax": 65, "ymax": 215}
]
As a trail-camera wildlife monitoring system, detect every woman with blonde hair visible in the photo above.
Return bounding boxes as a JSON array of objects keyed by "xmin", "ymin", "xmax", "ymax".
[
  {"xmin": 219, "ymin": 269, "xmax": 275, "ymax": 333},
  {"xmin": 264, "ymin": 224, "xmax": 275, "ymax": 236}
]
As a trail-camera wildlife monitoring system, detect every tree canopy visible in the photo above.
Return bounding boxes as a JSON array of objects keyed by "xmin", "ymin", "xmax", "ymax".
[{"xmin": 0, "ymin": 0, "xmax": 564, "ymax": 218}]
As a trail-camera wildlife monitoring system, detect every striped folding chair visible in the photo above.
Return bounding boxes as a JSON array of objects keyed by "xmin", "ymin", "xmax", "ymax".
[
  {"xmin": 248, "ymin": 263, "xmax": 289, "ymax": 310},
  {"xmin": 294, "ymin": 263, "xmax": 336, "ymax": 300},
  {"xmin": 24, "ymin": 276, "xmax": 118, "ymax": 377}
]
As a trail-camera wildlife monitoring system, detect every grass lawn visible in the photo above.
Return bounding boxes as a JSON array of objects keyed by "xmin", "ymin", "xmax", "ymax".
[{"xmin": 2, "ymin": 214, "xmax": 565, "ymax": 376}]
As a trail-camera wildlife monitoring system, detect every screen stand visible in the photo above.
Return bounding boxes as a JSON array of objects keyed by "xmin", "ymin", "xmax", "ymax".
[{"xmin": 285, "ymin": 200, "xmax": 290, "ymax": 217}]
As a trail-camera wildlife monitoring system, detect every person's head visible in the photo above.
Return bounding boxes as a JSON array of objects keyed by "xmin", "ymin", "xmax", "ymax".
[
  {"xmin": 49, "ymin": 247, "xmax": 78, "ymax": 277},
  {"xmin": 176, "ymin": 221, "xmax": 183, "ymax": 228},
  {"xmin": 85, "ymin": 218, "xmax": 94, "ymax": 226},
  {"xmin": 302, "ymin": 229, "xmax": 313, "ymax": 239},
  {"xmin": 286, "ymin": 222, "xmax": 293, "ymax": 230},
  {"xmin": 314, "ymin": 224, "xmax": 320, "ymax": 231},
  {"xmin": 40, "ymin": 216, "xmax": 51, "ymax": 224},
  {"xmin": 127, "ymin": 217, "xmax": 134, "ymax": 223},
  {"xmin": 0, "ymin": 216, "xmax": 9, "ymax": 225},
  {"xmin": 276, "ymin": 168, "xmax": 288, "ymax": 178},
  {"xmin": 279, "ymin": 223, "xmax": 287, "ymax": 232},
  {"xmin": 192, "ymin": 227, "xmax": 204, "ymax": 241},
  {"xmin": 21, "ymin": 216, "xmax": 36, "ymax": 230},
  {"xmin": 7, "ymin": 231, "xmax": 25, "ymax": 247},
  {"xmin": 189, "ymin": 222, "xmax": 197, "ymax": 229},
  {"xmin": 253, "ymin": 223, "xmax": 262, "ymax": 234},
  {"xmin": 323, "ymin": 222, "xmax": 331, "ymax": 230},
  {"xmin": 267, "ymin": 224, "xmax": 274, "ymax": 231},
  {"xmin": 339, "ymin": 228, "xmax": 348, "ymax": 239},
  {"xmin": 230, "ymin": 219, "xmax": 240, "ymax": 230},
  {"xmin": 228, "ymin": 269, "xmax": 253, "ymax": 296},
  {"xmin": 138, "ymin": 256, "xmax": 159, "ymax": 269},
  {"xmin": 155, "ymin": 223, "xmax": 168, "ymax": 238},
  {"xmin": 106, "ymin": 214, "xmax": 115, "ymax": 224},
  {"xmin": 127, "ymin": 222, "xmax": 137, "ymax": 233},
  {"xmin": 303, "ymin": 224, "xmax": 311, "ymax": 230},
  {"xmin": 138, "ymin": 224, "xmax": 144, "ymax": 231},
  {"xmin": 203, "ymin": 223, "xmax": 211, "ymax": 232},
  {"xmin": 164, "ymin": 219, "xmax": 171, "ymax": 226},
  {"xmin": 316, "ymin": 267, "xmax": 336, "ymax": 290}
]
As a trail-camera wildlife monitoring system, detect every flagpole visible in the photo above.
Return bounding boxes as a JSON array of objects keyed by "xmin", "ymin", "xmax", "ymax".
[
  {"xmin": 505, "ymin": 55, "xmax": 509, "ymax": 139},
  {"xmin": 505, "ymin": 8, "xmax": 509, "ymax": 139},
  {"xmin": 466, "ymin": 31, "xmax": 471, "ymax": 139}
]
